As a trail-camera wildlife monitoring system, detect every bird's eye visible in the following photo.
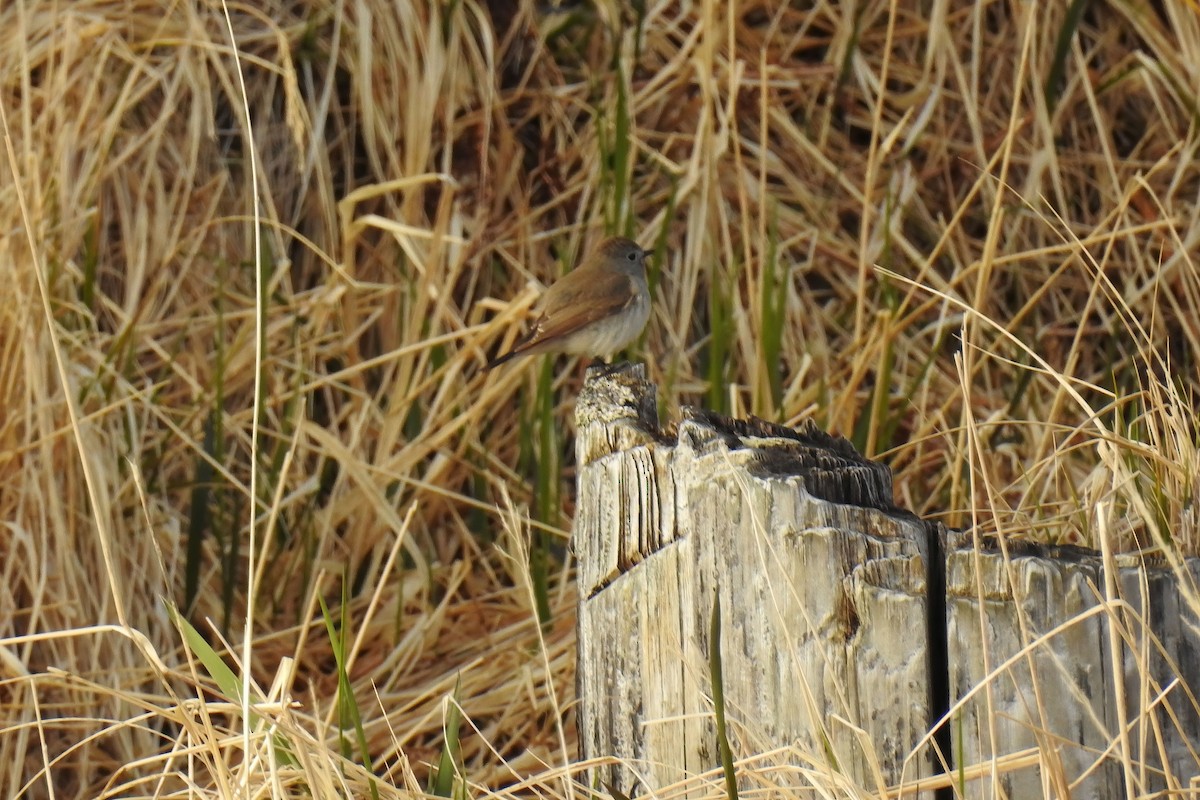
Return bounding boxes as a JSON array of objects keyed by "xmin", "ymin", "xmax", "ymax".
[{"xmin": 627, "ymin": 251, "xmax": 638, "ymax": 261}]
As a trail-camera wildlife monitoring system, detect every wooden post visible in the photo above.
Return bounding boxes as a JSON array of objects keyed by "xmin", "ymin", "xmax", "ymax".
[
  {"xmin": 947, "ymin": 537, "xmax": 1200, "ymax": 798},
  {"xmin": 574, "ymin": 365, "xmax": 940, "ymax": 793},
  {"xmin": 573, "ymin": 365, "xmax": 1200, "ymax": 797}
]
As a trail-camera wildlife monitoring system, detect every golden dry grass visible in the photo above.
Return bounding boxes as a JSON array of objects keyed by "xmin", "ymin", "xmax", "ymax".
[{"xmin": 2, "ymin": 0, "xmax": 1200, "ymax": 796}]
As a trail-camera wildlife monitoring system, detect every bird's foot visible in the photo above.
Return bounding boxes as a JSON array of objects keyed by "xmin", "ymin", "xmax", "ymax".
[{"xmin": 587, "ymin": 359, "xmax": 631, "ymax": 378}]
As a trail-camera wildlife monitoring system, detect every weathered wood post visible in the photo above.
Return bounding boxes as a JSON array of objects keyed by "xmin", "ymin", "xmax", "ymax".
[
  {"xmin": 573, "ymin": 365, "xmax": 1200, "ymax": 798},
  {"xmin": 946, "ymin": 538, "xmax": 1200, "ymax": 797},
  {"xmin": 573, "ymin": 364, "xmax": 941, "ymax": 793}
]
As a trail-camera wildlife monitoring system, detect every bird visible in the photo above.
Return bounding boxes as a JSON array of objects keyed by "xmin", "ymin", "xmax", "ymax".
[{"xmin": 486, "ymin": 236, "xmax": 651, "ymax": 370}]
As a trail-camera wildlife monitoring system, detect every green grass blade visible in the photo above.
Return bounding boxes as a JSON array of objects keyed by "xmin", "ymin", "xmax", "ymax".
[
  {"xmin": 168, "ymin": 602, "xmax": 302, "ymax": 769},
  {"xmin": 610, "ymin": 64, "xmax": 631, "ymax": 234},
  {"xmin": 604, "ymin": 782, "xmax": 633, "ymax": 800},
  {"xmin": 759, "ymin": 205, "xmax": 785, "ymax": 417},
  {"xmin": 429, "ymin": 675, "xmax": 464, "ymax": 797},
  {"xmin": 168, "ymin": 602, "xmax": 242, "ymax": 701},
  {"xmin": 706, "ymin": 259, "xmax": 734, "ymax": 415},
  {"xmin": 709, "ymin": 592, "xmax": 738, "ymax": 800},
  {"xmin": 319, "ymin": 582, "xmax": 379, "ymax": 799},
  {"xmin": 531, "ymin": 358, "xmax": 556, "ymax": 626},
  {"xmin": 1045, "ymin": 0, "xmax": 1091, "ymax": 111},
  {"xmin": 184, "ymin": 413, "xmax": 217, "ymax": 613}
]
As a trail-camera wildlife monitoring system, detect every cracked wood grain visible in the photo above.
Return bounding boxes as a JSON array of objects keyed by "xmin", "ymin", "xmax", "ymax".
[{"xmin": 573, "ymin": 364, "xmax": 937, "ymax": 793}]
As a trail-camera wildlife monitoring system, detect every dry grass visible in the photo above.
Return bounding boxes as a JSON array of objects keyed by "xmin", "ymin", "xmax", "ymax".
[{"xmin": 2, "ymin": 0, "xmax": 1200, "ymax": 796}]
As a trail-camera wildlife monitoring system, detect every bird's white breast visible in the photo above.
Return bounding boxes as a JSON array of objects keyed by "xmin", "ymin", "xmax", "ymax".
[{"xmin": 563, "ymin": 278, "xmax": 650, "ymax": 356}]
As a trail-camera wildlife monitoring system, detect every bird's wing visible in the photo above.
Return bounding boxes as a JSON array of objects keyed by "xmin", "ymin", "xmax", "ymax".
[
  {"xmin": 486, "ymin": 268, "xmax": 641, "ymax": 368},
  {"xmin": 529, "ymin": 269, "xmax": 638, "ymax": 342}
]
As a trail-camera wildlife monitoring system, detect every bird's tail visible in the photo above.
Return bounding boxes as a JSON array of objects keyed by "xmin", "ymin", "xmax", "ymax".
[{"xmin": 484, "ymin": 348, "xmax": 520, "ymax": 370}]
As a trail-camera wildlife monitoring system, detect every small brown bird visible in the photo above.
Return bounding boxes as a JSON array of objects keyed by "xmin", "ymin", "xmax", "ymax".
[{"xmin": 486, "ymin": 236, "xmax": 651, "ymax": 369}]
